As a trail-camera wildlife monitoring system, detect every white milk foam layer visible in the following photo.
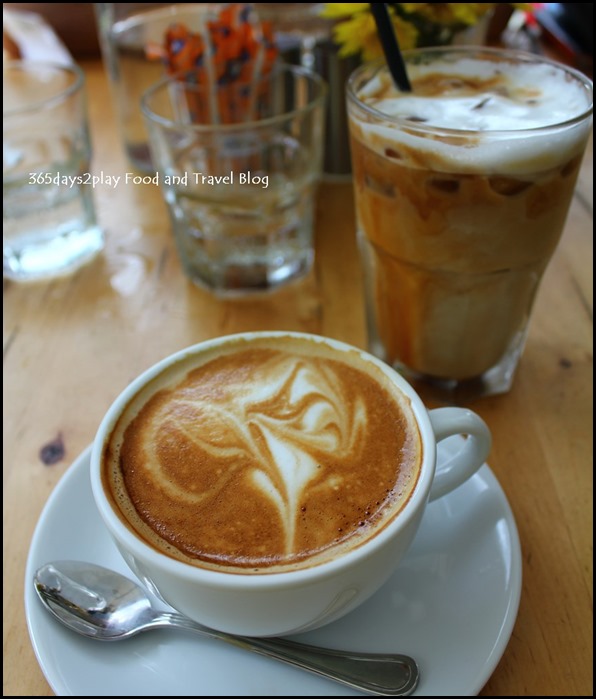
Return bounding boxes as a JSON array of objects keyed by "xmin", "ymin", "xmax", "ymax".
[{"xmin": 354, "ymin": 57, "xmax": 592, "ymax": 175}]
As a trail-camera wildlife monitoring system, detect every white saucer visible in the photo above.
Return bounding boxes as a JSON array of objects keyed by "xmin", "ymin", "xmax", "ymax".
[{"xmin": 25, "ymin": 443, "xmax": 522, "ymax": 696}]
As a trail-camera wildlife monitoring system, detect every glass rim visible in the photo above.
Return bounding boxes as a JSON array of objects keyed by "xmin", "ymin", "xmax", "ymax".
[
  {"xmin": 3, "ymin": 60, "xmax": 85, "ymax": 118},
  {"xmin": 141, "ymin": 62, "xmax": 327, "ymax": 132},
  {"xmin": 347, "ymin": 46, "xmax": 594, "ymax": 137}
]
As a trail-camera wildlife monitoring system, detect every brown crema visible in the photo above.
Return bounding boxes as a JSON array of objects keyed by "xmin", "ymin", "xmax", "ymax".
[{"xmin": 103, "ymin": 336, "xmax": 422, "ymax": 573}]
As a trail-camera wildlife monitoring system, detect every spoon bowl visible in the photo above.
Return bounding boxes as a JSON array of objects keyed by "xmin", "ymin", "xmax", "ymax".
[{"xmin": 34, "ymin": 560, "xmax": 419, "ymax": 696}]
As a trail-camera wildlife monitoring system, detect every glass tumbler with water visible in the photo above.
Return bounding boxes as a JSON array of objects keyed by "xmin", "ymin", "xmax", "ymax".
[
  {"xmin": 3, "ymin": 61, "xmax": 103, "ymax": 282},
  {"xmin": 141, "ymin": 64, "xmax": 326, "ymax": 296}
]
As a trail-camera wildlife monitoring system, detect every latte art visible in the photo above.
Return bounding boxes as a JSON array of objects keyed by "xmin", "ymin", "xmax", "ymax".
[
  {"xmin": 143, "ymin": 354, "xmax": 367, "ymax": 555},
  {"xmin": 105, "ymin": 338, "xmax": 422, "ymax": 573}
]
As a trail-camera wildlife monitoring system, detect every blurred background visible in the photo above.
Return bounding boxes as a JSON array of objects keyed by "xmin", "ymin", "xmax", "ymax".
[{"xmin": 3, "ymin": 3, "xmax": 593, "ymax": 74}]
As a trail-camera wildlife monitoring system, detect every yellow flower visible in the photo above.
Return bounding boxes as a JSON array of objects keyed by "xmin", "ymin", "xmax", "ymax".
[
  {"xmin": 331, "ymin": 9, "xmax": 419, "ymax": 60},
  {"xmin": 332, "ymin": 12, "xmax": 379, "ymax": 60},
  {"xmin": 319, "ymin": 3, "xmax": 370, "ymax": 19},
  {"xmin": 320, "ymin": 3, "xmax": 534, "ymax": 59},
  {"xmin": 390, "ymin": 16, "xmax": 420, "ymax": 53}
]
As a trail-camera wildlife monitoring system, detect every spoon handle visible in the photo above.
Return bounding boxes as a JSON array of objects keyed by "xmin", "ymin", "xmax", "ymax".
[
  {"xmin": 232, "ymin": 636, "xmax": 418, "ymax": 696},
  {"xmin": 155, "ymin": 613, "xmax": 419, "ymax": 696}
]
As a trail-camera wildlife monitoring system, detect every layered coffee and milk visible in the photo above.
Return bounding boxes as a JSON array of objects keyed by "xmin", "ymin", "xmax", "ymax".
[
  {"xmin": 348, "ymin": 50, "xmax": 592, "ymax": 383},
  {"xmin": 103, "ymin": 336, "xmax": 422, "ymax": 573}
]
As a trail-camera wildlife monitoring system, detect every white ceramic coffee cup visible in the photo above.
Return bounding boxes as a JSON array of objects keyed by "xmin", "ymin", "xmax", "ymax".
[{"xmin": 90, "ymin": 331, "xmax": 491, "ymax": 637}]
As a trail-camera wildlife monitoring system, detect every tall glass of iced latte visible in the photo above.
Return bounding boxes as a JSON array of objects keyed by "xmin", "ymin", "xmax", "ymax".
[{"xmin": 347, "ymin": 48, "xmax": 592, "ymax": 399}]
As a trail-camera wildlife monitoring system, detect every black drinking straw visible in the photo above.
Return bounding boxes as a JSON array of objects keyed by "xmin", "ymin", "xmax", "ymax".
[{"xmin": 370, "ymin": 3, "xmax": 412, "ymax": 92}]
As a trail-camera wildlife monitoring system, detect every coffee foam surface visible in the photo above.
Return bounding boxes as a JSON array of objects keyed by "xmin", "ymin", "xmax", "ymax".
[
  {"xmin": 104, "ymin": 337, "xmax": 422, "ymax": 574},
  {"xmin": 353, "ymin": 57, "xmax": 592, "ymax": 175}
]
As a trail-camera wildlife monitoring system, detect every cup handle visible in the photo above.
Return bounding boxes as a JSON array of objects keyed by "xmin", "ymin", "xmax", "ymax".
[{"xmin": 428, "ymin": 408, "xmax": 492, "ymax": 502}]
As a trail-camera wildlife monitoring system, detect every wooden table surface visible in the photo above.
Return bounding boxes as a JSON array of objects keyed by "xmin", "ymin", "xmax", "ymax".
[{"xmin": 3, "ymin": 59, "xmax": 593, "ymax": 697}]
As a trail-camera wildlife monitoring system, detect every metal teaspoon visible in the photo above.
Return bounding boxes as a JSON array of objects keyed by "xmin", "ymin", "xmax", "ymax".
[{"xmin": 34, "ymin": 561, "xmax": 419, "ymax": 696}]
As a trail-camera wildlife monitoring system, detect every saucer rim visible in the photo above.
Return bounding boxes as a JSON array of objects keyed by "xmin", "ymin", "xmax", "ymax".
[{"xmin": 24, "ymin": 444, "xmax": 522, "ymax": 697}]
